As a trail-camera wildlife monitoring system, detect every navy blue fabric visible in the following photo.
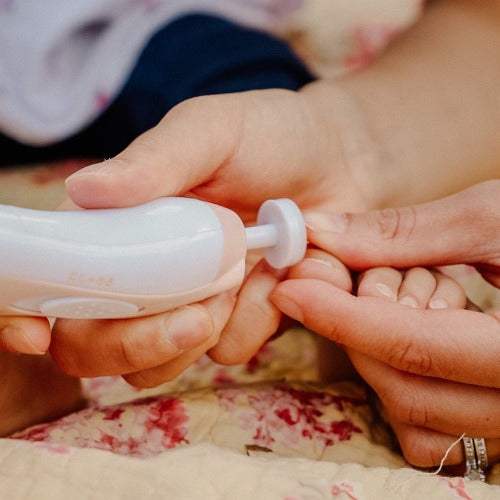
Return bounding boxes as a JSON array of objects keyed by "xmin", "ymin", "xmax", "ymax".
[{"xmin": 0, "ymin": 13, "xmax": 314, "ymax": 165}]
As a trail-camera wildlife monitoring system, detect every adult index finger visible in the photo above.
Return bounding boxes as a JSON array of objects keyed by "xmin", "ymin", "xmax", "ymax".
[{"xmin": 272, "ymin": 278, "xmax": 500, "ymax": 388}]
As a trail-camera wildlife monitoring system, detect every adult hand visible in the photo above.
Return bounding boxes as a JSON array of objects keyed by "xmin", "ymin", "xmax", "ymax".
[
  {"xmin": 271, "ymin": 181, "xmax": 500, "ymax": 468},
  {"xmin": 49, "ymin": 87, "xmax": 363, "ymax": 385},
  {"xmin": 304, "ymin": 179, "xmax": 500, "ymax": 287}
]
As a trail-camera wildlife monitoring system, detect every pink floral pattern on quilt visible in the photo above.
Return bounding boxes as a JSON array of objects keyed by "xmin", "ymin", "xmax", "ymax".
[
  {"xmin": 14, "ymin": 396, "xmax": 189, "ymax": 457},
  {"xmin": 445, "ymin": 478, "xmax": 474, "ymax": 500},
  {"xmin": 331, "ymin": 481, "xmax": 362, "ymax": 499},
  {"xmin": 218, "ymin": 386, "xmax": 363, "ymax": 448},
  {"xmin": 13, "ymin": 382, "xmax": 366, "ymax": 459},
  {"xmin": 3, "ymin": 2, "xmax": 500, "ymax": 492}
]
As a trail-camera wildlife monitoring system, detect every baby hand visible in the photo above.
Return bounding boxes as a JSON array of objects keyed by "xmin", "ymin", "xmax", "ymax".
[
  {"xmin": 356, "ymin": 266, "xmax": 467, "ymax": 311},
  {"xmin": 272, "ymin": 260, "xmax": 500, "ymax": 468}
]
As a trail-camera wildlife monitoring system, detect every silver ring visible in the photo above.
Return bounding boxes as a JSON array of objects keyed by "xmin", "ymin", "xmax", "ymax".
[
  {"xmin": 463, "ymin": 437, "xmax": 488, "ymax": 481},
  {"xmin": 473, "ymin": 438, "xmax": 489, "ymax": 472}
]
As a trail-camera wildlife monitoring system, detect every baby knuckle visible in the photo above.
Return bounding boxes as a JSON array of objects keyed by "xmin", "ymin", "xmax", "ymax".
[{"xmin": 244, "ymin": 288, "xmax": 278, "ymax": 325}]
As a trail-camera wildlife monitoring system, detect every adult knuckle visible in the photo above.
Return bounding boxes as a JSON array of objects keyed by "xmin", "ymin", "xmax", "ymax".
[
  {"xmin": 51, "ymin": 347, "xmax": 81, "ymax": 376},
  {"xmin": 390, "ymin": 393, "xmax": 430, "ymax": 428},
  {"xmin": 50, "ymin": 329, "xmax": 85, "ymax": 376},
  {"xmin": 117, "ymin": 335, "xmax": 149, "ymax": 373},
  {"xmin": 398, "ymin": 431, "xmax": 440, "ymax": 467},
  {"xmin": 388, "ymin": 334, "xmax": 433, "ymax": 376},
  {"xmin": 373, "ymin": 206, "xmax": 417, "ymax": 242},
  {"xmin": 128, "ymin": 129, "xmax": 163, "ymax": 157},
  {"xmin": 321, "ymin": 320, "xmax": 345, "ymax": 344},
  {"xmin": 472, "ymin": 179, "xmax": 500, "ymax": 213},
  {"xmin": 123, "ymin": 370, "xmax": 164, "ymax": 389},
  {"xmin": 210, "ymin": 341, "xmax": 252, "ymax": 365},
  {"xmin": 186, "ymin": 304, "xmax": 216, "ymax": 342},
  {"xmin": 169, "ymin": 94, "xmax": 226, "ymax": 122},
  {"xmin": 457, "ymin": 181, "xmax": 500, "ymax": 254},
  {"xmin": 168, "ymin": 95, "xmax": 202, "ymax": 117}
]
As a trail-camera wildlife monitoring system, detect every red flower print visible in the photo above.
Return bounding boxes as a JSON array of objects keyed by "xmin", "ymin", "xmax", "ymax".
[
  {"xmin": 218, "ymin": 385, "xmax": 363, "ymax": 449},
  {"xmin": 331, "ymin": 481, "xmax": 360, "ymax": 499},
  {"xmin": 445, "ymin": 478, "xmax": 473, "ymax": 500},
  {"xmin": 12, "ymin": 396, "xmax": 190, "ymax": 458}
]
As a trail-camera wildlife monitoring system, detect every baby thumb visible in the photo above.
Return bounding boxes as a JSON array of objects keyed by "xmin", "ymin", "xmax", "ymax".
[{"xmin": 303, "ymin": 180, "xmax": 499, "ymax": 271}]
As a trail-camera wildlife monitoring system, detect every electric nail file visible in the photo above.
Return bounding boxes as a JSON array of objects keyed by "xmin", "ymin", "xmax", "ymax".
[{"xmin": 0, "ymin": 198, "xmax": 306, "ymax": 319}]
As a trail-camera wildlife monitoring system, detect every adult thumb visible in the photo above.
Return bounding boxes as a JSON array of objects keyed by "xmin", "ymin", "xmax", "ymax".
[
  {"xmin": 65, "ymin": 93, "xmax": 243, "ymax": 208},
  {"xmin": 304, "ymin": 180, "xmax": 500, "ymax": 273}
]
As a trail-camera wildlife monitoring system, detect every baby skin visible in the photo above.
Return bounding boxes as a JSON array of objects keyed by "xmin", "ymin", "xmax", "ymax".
[{"xmin": 287, "ymin": 249, "xmax": 468, "ymax": 383}]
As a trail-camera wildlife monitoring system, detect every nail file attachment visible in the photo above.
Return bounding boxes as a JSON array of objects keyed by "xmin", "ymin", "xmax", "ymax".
[{"xmin": 0, "ymin": 198, "xmax": 306, "ymax": 319}]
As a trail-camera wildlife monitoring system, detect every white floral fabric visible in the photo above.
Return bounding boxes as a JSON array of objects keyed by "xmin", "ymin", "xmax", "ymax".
[{"xmin": 0, "ymin": 0, "xmax": 301, "ymax": 144}]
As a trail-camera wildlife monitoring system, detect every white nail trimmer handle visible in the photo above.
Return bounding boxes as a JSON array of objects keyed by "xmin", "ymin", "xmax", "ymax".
[{"xmin": 0, "ymin": 198, "xmax": 306, "ymax": 319}]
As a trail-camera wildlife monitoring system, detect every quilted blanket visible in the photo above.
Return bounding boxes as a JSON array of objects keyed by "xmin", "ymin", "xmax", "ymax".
[{"xmin": 1, "ymin": 1, "xmax": 499, "ymax": 498}]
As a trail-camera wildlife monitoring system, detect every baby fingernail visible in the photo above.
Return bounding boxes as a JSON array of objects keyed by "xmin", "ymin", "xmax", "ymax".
[
  {"xmin": 429, "ymin": 298, "xmax": 448, "ymax": 310},
  {"xmin": 0, "ymin": 326, "xmax": 46, "ymax": 355},
  {"xmin": 65, "ymin": 159, "xmax": 127, "ymax": 182},
  {"xmin": 164, "ymin": 306, "xmax": 213, "ymax": 351},
  {"xmin": 304, "ymin": 212, "xmax": 347, "ymax": 233},
  {"xmin": 375, "ymin": 283, "xmax": 396, "ymax": 301},
  {"xmin": 398, "ymin": 295, "xmax": 419, "ymax": 308},
  {"xmin": 302, "ymin": 257, "xmax": 334, "ymax": 269}
]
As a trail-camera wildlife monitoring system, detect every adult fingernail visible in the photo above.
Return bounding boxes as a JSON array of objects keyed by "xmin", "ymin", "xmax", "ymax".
[
  {"xmin": 271, "ymin": 293, "xmax": 304, "ymax": 323},
  {"xmin": 398, "ymin": 295, "xmax": 419, "ymax": 308},
  {"xmin": 429, "ymin": 298, "xmax": 449, "ymax": 310},
  {"xmin": 0, "ymin": 326, "xmax": 46, "ymax": 354},
  {"xmin": 65, "ymin": 159, "xmax": 127, "ymax": 182},
  {"xmin": 164, "ymin": 305, "xmax": 213, "ymax": 351},
  {"xmin": 304, "ymin": 212, "xmax": 347, "ymax": 233}
]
